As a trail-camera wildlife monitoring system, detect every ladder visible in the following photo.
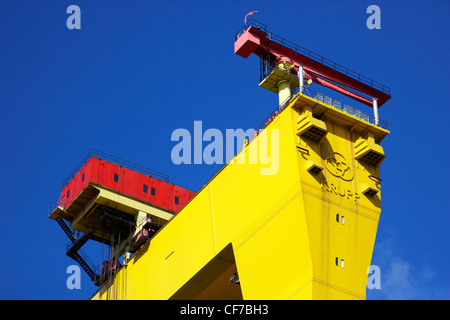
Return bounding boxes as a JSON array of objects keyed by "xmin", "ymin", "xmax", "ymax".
[
  {"xmin": 56, "ymin": 218, "xmax": 99, "ymax": 283},
  {"xmin": 56, "ymin": 217, "xmax": 77, "ymax": 243}
]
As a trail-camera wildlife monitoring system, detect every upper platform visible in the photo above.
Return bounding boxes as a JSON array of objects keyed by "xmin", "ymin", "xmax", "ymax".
[
  {"xmin": 234, "ymin": 20, "xmax": 392, "ymax": 107},
  {"xmin": 49, "ymin": 150, "xmax": 196, "ymax": 242}
]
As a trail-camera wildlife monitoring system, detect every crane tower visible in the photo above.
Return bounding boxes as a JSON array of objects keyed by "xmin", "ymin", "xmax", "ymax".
[{"xmin": 49, "ymin": 20, "xmax": 391, "ymax": 300}]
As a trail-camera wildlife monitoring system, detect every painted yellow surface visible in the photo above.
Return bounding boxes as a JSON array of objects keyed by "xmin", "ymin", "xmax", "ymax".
[{"xmin": 92, "ymin": 92, "xmax": 389, "ymax": 300}]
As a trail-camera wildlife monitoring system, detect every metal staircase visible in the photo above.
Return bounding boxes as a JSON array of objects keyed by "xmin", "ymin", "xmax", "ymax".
[
  {"xmin": 56, "ymin": 218, "xmax": 99, "ymax": 283},
  {"xmin": 56, "ymin": 217, "xmax": 77, "ymax": 243}
]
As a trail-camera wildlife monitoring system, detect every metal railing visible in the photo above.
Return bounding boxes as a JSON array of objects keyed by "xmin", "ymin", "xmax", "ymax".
[
  {"xmin": 48, "ymin": 198, "xmax": 60, "ymax": 216},
  {"xmin": 260, "ymin": 54, "xmax": 276, "ymax": 83},
  {"xmin": 66, "ymin": 240, "xmax": 100, "ymax": 280},
  {"xmin": 236, "ymin": 19, "xmax": 391, "ymax": 96},
  {"xmin": 61, "ymin": 149, "xmax": 169, "ymax": 189},
  {"xmin": 248, "ymin": 85, "xmax": 387, "ymax": 146},
  {"xmin": 49, "ymin": 150, "xmax": 173, "ymax": 216},
  {"xmin": 300, "ymin": 86, "xmax": 388, "ymax": 129}
]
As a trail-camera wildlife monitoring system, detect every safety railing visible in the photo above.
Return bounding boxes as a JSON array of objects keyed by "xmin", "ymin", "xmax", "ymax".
[
  {"xmin": 66, "ymin": 240, "xmax": 100, "ymax": 279},
  {"xmin": 61, "ymin": 149, "xmax": 169, "ymax": 189},
  {"xmin": 48, "ymin": 198, "xmax": 60, "ymax": 216},
  {"xmin": 236, "ymin": 19, "xmax": 391, "ymax": 96},
  {"xmin": 248, "ymin": 85, "xmax": 387, "ymax": 146},
  {"xmin": 260, "ymin": 54, "xmax": 276, "ymax": 83},
  {"xmin": 300, "ymin": 86, "xmax": 388, "ymax": 129}
]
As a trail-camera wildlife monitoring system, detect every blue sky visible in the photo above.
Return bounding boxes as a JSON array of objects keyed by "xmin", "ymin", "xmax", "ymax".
[{"xmin": 0, "ymin": 0, "xmax": 448, "ymax": 300}]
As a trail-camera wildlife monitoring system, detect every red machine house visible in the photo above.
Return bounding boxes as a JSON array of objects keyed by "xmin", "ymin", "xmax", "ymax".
[
  {"xmin": 58, "ymin": 152, "xmax": 195, "ymax": 212},
  {"xmin": 49, "ymin": 150, "xmax": 196, "ymax": 285}
]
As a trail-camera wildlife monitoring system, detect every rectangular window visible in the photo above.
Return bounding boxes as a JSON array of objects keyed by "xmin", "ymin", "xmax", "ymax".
[
  {"xmin": 81, "ymin": 173, "xmax": 85, "ymax": 182},
  {"xmin": 150, "ymin": 187, "xmax": 156, "ymax": 196},
  {"xmin": 114, "ymin": 174, "xmax": 119, "ymax": 182},
  {"xmin": 67, "ymin": 190, "xmax": 70, "ymax": 199},
  {"xmin": 174, "ymin": 196, "xmax": 179, "ymax": 205},
  {"xmin": 143, "ymin": 184, "xmax": 148, "ymax": 193}
]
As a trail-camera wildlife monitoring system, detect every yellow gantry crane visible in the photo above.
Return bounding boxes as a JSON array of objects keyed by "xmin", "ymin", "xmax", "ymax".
[
  {"xmin": 50, "ymin": 20, "xmax": 391, "ymax": 300},
  {"xmin": 91, "ymin": 91, "xmax": 388, "ymax": 299}
]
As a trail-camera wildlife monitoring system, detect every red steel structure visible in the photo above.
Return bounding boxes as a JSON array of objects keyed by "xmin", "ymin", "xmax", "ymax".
[
  {"xmin": 49, "ymin": 150, "xmax": 197, "ymax": 285},
  {"xmin": 59, "ymin": 150, "xmax": 195, "ymax": 213},
  {"xmin": 234, "ymin": 20, "xmax": 392, "ymax": 107}
]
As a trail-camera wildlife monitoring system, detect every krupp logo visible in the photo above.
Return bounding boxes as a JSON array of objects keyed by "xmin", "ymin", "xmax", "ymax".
[{"xmin": 325, "ymin": 152, "xmax": 353, "ymax": 181}]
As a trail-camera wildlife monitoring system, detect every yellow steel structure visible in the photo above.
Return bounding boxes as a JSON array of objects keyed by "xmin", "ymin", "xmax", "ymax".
[{"xmin": 92, "ymin": 92, "xmax": 389, "ymax": 300}]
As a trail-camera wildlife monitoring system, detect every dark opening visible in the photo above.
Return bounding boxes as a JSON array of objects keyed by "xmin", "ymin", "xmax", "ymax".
[{"xmin": 169, "ymin": 243, "xmax": 243, "ymax": 300}]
